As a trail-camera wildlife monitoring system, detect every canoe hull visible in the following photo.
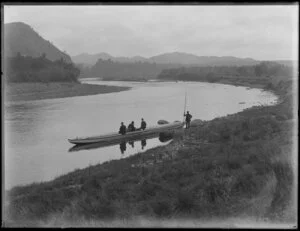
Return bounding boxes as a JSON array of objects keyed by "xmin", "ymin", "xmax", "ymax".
[
  {"xmin": 68, "ymin": 121, "xmax": 184, "ymax": 145},
  {"xmin": 69, "ymin": 132, "xmax": 166, "ymax": 152}
]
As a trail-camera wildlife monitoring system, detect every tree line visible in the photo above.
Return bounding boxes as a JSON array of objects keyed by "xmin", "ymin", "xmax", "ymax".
[
  {"xmin": 4, "ymin": 53, "xmax": 80, "ymax": 83},
  {"xmin": 157, "ymin": 61, "xmax": 294, "ymax": 82},
  {"xmin": 79, "ymin": 58, "xmax": 180, "ymax": 80}
]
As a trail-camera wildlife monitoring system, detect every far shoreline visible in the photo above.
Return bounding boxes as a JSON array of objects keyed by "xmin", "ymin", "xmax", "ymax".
[
  {"xmin": 5, "ymin": 78, "xmax": 272, "ymax": 103},
  {"xmin": 84, "ymin": 76, "xmax": 268, "ymax": 89},
  {"xmin": 4, "ymin": 82, "xmax": 131, "ymax": 102}
]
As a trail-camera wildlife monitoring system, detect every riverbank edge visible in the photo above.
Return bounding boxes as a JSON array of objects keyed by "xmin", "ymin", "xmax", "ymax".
[
  {"xmin": 4, "ymin": 77, "xmax": 296, "ymax": 227},
  {"xmin": 94, "ymin": 77, "xmax": 279, "ymax": 100},
  {"xmin": 92, "ymin": 76, "xmax": 266, "ymax": 88},
  {"xmin": 4, "ymin": 82, "xmax": 131, "ymax": 102}
]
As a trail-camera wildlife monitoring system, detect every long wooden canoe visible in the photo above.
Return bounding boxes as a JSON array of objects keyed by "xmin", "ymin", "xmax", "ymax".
[
  {"xmin": 68, "ymin": 121, "xmax": 184, "ymax": 145},
  {"xmin": 68, "ymin": 132, "xmax": 173, "ymax": 152}
]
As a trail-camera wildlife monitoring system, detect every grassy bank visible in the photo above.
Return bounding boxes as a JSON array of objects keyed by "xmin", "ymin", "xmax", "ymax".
[
  {"xmin": 4, "ymin": 76, "xmax": 296, "ymax": 227},
  {"xmin": 4, "ymin": 82, "xmax": 131, "ymax": 102}
]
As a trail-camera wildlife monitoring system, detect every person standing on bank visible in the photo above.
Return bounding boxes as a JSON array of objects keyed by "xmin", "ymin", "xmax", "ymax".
[
  {"xmin": 184, "ymin": 111, "xmax": 192, "ymax": 129},
  {"xmin": 119, "ymin": 122, "xmax": 127, "ymax": 135},
  {"xmin": 140, "ymin": 118, "xmax": 147, "ymax": 130}
]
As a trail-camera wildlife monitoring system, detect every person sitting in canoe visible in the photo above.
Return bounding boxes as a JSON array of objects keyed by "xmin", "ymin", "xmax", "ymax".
[
  {"xmin": 184, "ymin": 111, "xmax": 192, "ymax": 129},
  {"xmin": 127, "ymin": 121, "xmax": 136, "ymax": 132},
  {"xmin": 119, "ymin": 122, "xmax": 127, "ymax": 135},
  {"xmin": 140, "ymin": 118, "xmax": 147, "ymax": 130}
]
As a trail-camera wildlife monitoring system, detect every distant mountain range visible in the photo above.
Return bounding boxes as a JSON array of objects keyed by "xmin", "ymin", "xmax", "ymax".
[
  {"xmin": 4, "ymin": 22, "xmax": 72, "ymax": 63},
  {"xmin": 72, "ymin": 52, "xmax": 262, "ymax": 67},
  {"xmin": 4, "ymin": 21, "xmax": 294, "ymax": 74},
  {"xmin": 72, "ymin": 52, "xmax": 148, "ymax": 66},
  {"xmin": 148, "ymin": 52, "xmax": 260, "ymax": 66}
]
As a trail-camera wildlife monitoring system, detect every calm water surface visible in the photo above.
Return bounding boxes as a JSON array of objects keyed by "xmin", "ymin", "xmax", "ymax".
[{"xmin": 4, "ymin": 79, "xmax": 278, "ymax": 189}]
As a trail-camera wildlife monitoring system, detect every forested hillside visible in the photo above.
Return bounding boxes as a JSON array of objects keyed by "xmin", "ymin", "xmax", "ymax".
[
  {"xmin": 72, "ymin": 53, "xmax": 147, "ymax": 67},
  {"xmin": 80, "ymin": 59, "xmax": 180, "ymax": 80},
  {"xmin": 4, "ymin": 53, "xmax": 80, "ymax": 83}
]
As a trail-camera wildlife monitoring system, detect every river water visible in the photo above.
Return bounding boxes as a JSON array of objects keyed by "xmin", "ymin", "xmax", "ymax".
[{"xmin": 4, "ymin": 79, "xmax": 278, "ymax": 190}]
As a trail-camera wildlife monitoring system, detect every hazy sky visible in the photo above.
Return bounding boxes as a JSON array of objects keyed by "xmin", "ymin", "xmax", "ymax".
[{"xmin": 4, "ymin": 4, "xmax": 299, "ymax": 60}]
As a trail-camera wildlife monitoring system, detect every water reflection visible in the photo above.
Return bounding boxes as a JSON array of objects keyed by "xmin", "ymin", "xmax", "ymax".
[
  {"xmin": 120, "ymin": 141, "xmax": 126, "ymax": 154},
  {"xmin": 69, "ymin": 132, "xmax": 172, "ymax": 153},
  {"xmin": 159, "ymin": 132, "xmax": 174, "ymax": 142},
  {"xmin": 128, "ymin": 141, "xmax": 135, "ymax": 148},
  {"xmin": 141, "ymin": 139, "xmax": 147, "ymax": 150}
]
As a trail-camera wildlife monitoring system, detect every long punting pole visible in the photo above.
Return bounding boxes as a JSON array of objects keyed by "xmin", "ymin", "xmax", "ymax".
[{"xmin": 183, "ymin": 90, "xmax": 187, "ymax": 123}]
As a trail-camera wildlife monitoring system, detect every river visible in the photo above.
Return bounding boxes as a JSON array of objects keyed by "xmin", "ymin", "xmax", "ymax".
[{"xmin": 4, "ymin": 79, "xmax": 278, "ymax": 190}]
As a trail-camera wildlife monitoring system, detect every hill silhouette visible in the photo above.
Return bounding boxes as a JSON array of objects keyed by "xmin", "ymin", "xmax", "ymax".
[
  {"xmin": 72, "ymin": 51, "xmax": 260, "ymax": 67},
  {"xmin": 4, "ymin": 22, "xmax": 72, "ymax": 63}
]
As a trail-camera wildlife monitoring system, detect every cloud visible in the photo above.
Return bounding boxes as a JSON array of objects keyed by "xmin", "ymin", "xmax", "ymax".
[{"xmin": 3, "ymin": 4, "xmax": 298, "ymax": 60}]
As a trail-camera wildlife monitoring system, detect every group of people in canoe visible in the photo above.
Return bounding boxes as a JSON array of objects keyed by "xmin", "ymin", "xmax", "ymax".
[
  {"xmin": 118, "ymin": 111, "xmax": 192, "ymax": 135},
  {"xmin": 119, "ymin": 118, "xmax": 147, "ymax": 135}
]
